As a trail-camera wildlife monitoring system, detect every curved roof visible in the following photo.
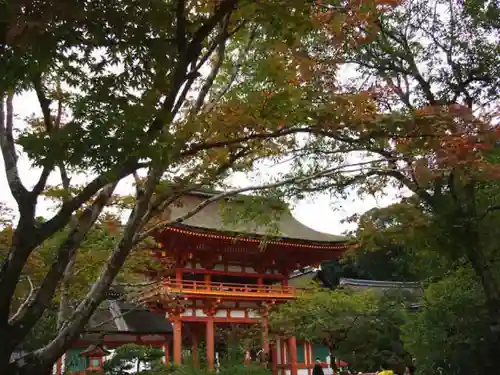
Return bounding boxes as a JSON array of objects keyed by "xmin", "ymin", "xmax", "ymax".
[
  {"xmin": 339, "ymin": 278, "xmax": 423, "ymax": 296},
  {"xmin": 85, "ymin": 300, "xmax": 172, "ymax": 335},
  {"xmin": 166, "ymin": 191, "xmax": 346, "ymax": 243}
]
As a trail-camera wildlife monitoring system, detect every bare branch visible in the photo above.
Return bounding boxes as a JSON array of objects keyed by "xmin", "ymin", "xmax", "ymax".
[
  {"xmin": 32, "ymin": 73, "xmax": 53, "ymax": 132},
  {"xmin": 186, "ymin": 0, "xmax": 238, "ymax": 61},
  {"xmin": 32, "ymin": 167, "xmax": 52, "ymax": 197},
  {"xmin": 205, "ymin": 24, "xmax": 258, "ymax": 112},
  {"xmin": 8, "ymin": 277, "xmax": 35, "ymax": 324},
  {"xmin": 33, "ymin": 79, "xmax": 65, "ymax": 197},
  {"xmin": 175, "ymin": 0, "xmax": 187, "ymax": 54},
  {"xmin": 86, "ymin": 305, "xmax": 137, "ymax": 331},
  {"xmin": 193, "ymin": 15, "xmax": 230, "ymax": 112},
  {"xmin": 148, "ymin": 0, "xmax": 237, "ymax": 135},
  {"xmin": 39, "ymin": 162, "xmax": 141, "ymax": 243},
  {"xmin": 193, "ymin": 20, "xmax": 246, "ymax": 74},
  {"xmin": 180, "ymin": 126, "xmax": 312, "ymax": 157},
  {"xmin": 479, "ymin": 205, "xmax": 500, "ymax": 221}
]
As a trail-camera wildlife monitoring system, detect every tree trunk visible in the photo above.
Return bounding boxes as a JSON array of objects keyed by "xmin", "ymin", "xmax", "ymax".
[{"xmin": 462, "ymin": 222, "xmax": 500, "ymax": 372}]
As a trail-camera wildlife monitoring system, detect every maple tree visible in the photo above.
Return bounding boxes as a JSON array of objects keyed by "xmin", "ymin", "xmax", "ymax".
[
  {"xmin": 0, "ymin": 0, "xmax": 395, "ymax": 373},
  {"xmin": 268, "ymin": 284, "xmax": 413, "ymax": 373},
  {"xmin": 257, "ymin": 0, "xmax": 500, "ymax": 368},
  {"xmin": 403, "ymin": 267, "xmax": 494, "ymax": 375},
  {"xmin": 347, "ymin": 200, "xmax": 455, "ymax": 282}
]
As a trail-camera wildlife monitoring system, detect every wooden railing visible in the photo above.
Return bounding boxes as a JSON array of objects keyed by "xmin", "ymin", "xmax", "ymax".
[{"xmin": 141, "ymin": 280, "xmax": 297, "ymax": 300}]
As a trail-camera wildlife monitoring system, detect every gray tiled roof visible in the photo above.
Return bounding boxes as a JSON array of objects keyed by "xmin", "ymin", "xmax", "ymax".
[
  {"xmin": 339, "ymin": 278, "xmax": 422, "ymax": 289},
  {"xmin": 167, "ymin": 192, "xmax": 346, "ymax": 243},
  {"xmin": 339, "ymin": 278, "xmax": 423, "ymax": 297},
  {"xmin": 84, "ymin": 300, "xmax": 172, "ymax": 336}
]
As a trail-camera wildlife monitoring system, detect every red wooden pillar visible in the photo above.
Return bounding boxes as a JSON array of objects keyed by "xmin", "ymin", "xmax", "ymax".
[
  {"xmin": 271, "ymin": 343, "xmax": 278, "ymax": 375},
  {"xmin": 173, "ymin": 319, "xmax": 182, "ymax": 365},
  {"xmin": 306, "ymin": 342, "xmax": 312, "ymax": 375},
  {"xmin": 206, "ymin": 317, "xmax": 215, "ymax": 371},
  {"xmin": 288, "ymin": 336, "xmax": 298, "ymax": 375},
  {"xmin": 280, "ymin": 338, "xmax": 286, "ymax": 375},
  {"xmin": 55, "ymin": 355, "xmax": 63, "ymax": 375}
]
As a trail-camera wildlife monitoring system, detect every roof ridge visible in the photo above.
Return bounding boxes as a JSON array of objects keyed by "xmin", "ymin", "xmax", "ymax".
[{"xmin": 339, "ymin": 278, "xmax": 422, "ymax": 288}]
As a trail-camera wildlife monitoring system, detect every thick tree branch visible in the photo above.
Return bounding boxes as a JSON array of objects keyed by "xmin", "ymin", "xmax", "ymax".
[
  {"xmin": 39, "ymin": 162, "xmax": 141, "ymax": 243},
  {"xmin": 32, "ymin": 73, "xmax": 53, "ymax": 133},
  {"xmin": 175, "ymin": 0, "xmax": 187, "ymax": 54},
  {"xmin": 31, "ymin": 167, "xmax": 161, "ymax": 367},
  {"xmin": 0, "ymin": 92, "xmax": 30, "ymax": 205},
  {"xmin": 149, "ymin": 0, "xmax": 238, "ymax": 136},
  {"xmin": 205, "ymin": 24, "xmax": 258, "ymax": 112},
  {"xmin": 32, "ymin": 80, "xmax": 65, "ymax": 197},
  {"xmin": 57, "ymin": 166, "xmax": 76, "ymax": 329},
  {"xmin": 9, "ymin": 182, "xmax": 118, "ymax": 347},
  {"xmin": 478, "ymin": 205, "xmax": 500, "ymax": 221},
  {"xmin": 32, "ymin": 167, "xmax": 51, "ymax": 197},
  {"xmin": 186, "ymin": 0, "xmax": 238, "ymax": 61},
  {"xmin": 140, "ymin": 147, "xmax": 250, "ymax": 228},
  {"xmin": 193, "ymin": 15, "xmax": 230, "ymax": 112}
]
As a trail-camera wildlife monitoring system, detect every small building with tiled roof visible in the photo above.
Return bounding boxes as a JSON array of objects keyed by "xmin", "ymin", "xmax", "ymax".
[{"xmin": 58, "ymin": 290, "xmax": 174, "ymax": 375}]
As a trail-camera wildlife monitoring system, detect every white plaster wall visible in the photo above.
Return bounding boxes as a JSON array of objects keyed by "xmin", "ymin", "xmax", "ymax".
[
  {"xmin": 215, "ymin": 310, "xmax": 227, "ymax": 318},
  {"xmin": 229, "ymin": 310, "xmax": 245, "ymax": 318},
  {"xmin": 284, "ymin": 370, "xmax": 311, "ymax": 375},
  {"xmin": 182, "ymin": 309, "xmax": 193, "ymax": 316},
  {"xmin": 195, "ymin": 309, "xmax": 207, "ymax": 317}
]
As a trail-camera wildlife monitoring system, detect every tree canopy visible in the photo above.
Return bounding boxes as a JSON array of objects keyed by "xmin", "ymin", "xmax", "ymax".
[
  {"xmin": 265, "ymin": 0, "xmax": 500, "ymax": 369},
  {"xmin": 268, "ymin": 284, "xmax": 414, "ymax": 373},
  {"xmin": 0, "ymin": 0, "xmax": 400, "ymax": 373},
  {"xmin": 1, "ymin": 0, "xmax": 499, "ymax": 373},
  {"xmin": 403, "ymin": 267, "xmax": 494, "ymax": 375}
]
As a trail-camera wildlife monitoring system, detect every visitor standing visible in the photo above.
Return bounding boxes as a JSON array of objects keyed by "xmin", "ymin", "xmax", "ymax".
[{"xmin": 313, "ymin": 358, "xmax": 325, "ymax": 375}]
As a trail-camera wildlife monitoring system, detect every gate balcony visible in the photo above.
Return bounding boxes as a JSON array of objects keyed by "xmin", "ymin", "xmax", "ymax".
[{"xmin": 139, "ymin": 280, "xmax": 297, "ymax": 302}]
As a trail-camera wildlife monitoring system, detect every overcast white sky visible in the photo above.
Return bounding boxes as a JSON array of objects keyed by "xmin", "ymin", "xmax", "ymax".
[{"xmin": 0, "ymin": 89, "xmax": 399, "ymax": 236}]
